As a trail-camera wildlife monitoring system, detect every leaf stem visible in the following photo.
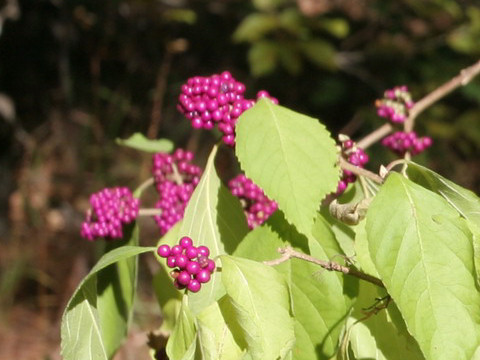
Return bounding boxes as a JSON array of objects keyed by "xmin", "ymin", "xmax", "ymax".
[
  {"xmin": 264, "ymin": 246, "xmax": 385, "ymax": 288},
  {"xmin": 356, "ymin": 123, "xmax": 393, "ymax": 150}
]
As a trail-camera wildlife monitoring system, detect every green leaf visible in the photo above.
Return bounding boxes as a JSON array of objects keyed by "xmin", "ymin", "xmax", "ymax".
[
  {"xmin": 234, "ymin": 214, "xmax": 355, "ymax": 359},
  {"xmin": 220, "ymin": 255, "xmax": 295, "ymax": 359},
  {"xmin": 233, "ymin": 13, "xmax": 278, "ymax": 43},
  {"xmin": 115, "ymin": 133, "xmax": 174, "ymax": 153},
  {"xmin": 97, "ymin": 224, "xmax": 140, "ymax": 358},
  {"xmin": 299, "ymin": 39, "xmax": 337, "ymax": 70},
  {"xmin": 248, "ymin": 41, "xmax": 279, "ymax": 77},
  {"xmin": 354, "ymin": 220, "xmax": 380, "ymax": 278},
  {"xmin": 196, "ymin": 297, "xmax": 245, "ymax": 359},
  {"xmin": 236, "ymin": 99, "xmax": 339, "ymax": 235},
  {"xmin": 179, "ymin": 144, "xmax": 249, "ymax": 315},
  {"xmin": 345, "ymin": 282, "xmax": 423, "ymax": 360},
  {"xmin": 366, "ymin": 173, "xmax": 480, "ymax": 360},
  {"xmin": 166, "ymin": 295, "xmax": 197, "ymax": 360},
  {"xmin": 407, "ymin": 161, "xmax": 480, "ymax": 224},
  {"xmin": 61, "ymin": 245, "xmax": 155, "ymax": 360}
]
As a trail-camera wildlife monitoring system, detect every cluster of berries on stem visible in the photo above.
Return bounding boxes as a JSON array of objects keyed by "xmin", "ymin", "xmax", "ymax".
[
  {"xmin": 337, "ymin": 136, "xmax": 369, "ymax": 195},
  {"xmin": 375, "ymin": 85, "xmax": 414, "ymax": 123},
  {"xmin": 157, "ymin": 236, "xmax": 215, "ymax": 293},
  {"xmin": 382, "ymin": 131, "xmax": 433, "ymax": 156},
  {"xmin": 152, "ymin": 149, "xmax": 202, "ymax": 235},
  {"xmin": 229, "ymin": 174, "xmax": 278, "ymax": 229},
  {"xmin": 80, "ymin": 187, "xmax": 139, "ymax": 241},
  {"xmin": 177, "ymin": 71, "xmax": 278, "ymax": 146}
]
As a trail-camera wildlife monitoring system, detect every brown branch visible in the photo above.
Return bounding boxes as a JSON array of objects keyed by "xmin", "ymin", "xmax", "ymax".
[
  {"xmin": 405, "ymin": 59, "xmax": 480, "ymax": 132},
  {"xmin": 356, "ymin": 58, "xmax": 480, "ymax": 147},
  {"xmin": 339, "ymin": 157, "xmax": 383, "ymax": 184},
  {"xmin": 356, "ymin": 123, "xmax": 393, "ymax": 150},
  {"xmin": 264, "ymin": 246, "xmax": 385, "ymax": 288}
]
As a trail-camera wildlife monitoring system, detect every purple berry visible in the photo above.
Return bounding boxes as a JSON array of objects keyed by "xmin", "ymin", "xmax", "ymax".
[
  {"xmin": 197, "ymin": 245, "xmax": 210, "ymax": 257},
  {"xmin": 166, "ymin": 256, "xmax": 176, "ymax": 268},
  {"xmin": 173, "ymin": 279, "xmax": 186, "ymax": 290},
  {"xmin": 157, "ymin": 244, "xmax": 171, "ymax": 258},
  {"xmin": 185, "ymin": 246, "xmax": 198, "ymax": 259},
  {"xmin": 186, "ymin": 260, "xmax": 201, "ymax": 275},
  {"xmin": 171, "ymin": 245, "xmax": 183, "ymax": 256},
  {"xmin": 175, "ymin": 254, "xmax": 189, "ymax": 269},
  {"xmin": 179, "ymin": 236, "xmax": 193, "ymax": 248},
  {"xmin": 205, "ymin": 259, "xmax": 216, "ymax": 273},
  {"xmin": 177, "ymin": 271, "xmax": 192, "ymax": 286},
  {"xmin": 187, "ymin": 279, "xmax": 201, "ymax": 293},
  {"xmin": 195, "ymin": 269, "xmax": 211, "ymax": 284}
]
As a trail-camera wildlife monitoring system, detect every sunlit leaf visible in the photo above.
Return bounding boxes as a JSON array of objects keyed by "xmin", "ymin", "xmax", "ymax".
[
  {"xmin": 115, "ymin": 133, "xmax": 174, "ymax": 153},
  {"xmin": 236, "ymin": 99, "xmax": 339, "ymax": 235},
  {"xmin": 179, "ymin": 144, "xmax": 248, "ymax": 315},
  {"xmin": 366, "ymin": 173, "xmax": 480, "ymax": 360},
  {"xmin": 220, "ymin": 255, "xmax": 295, "ymax": 359}
]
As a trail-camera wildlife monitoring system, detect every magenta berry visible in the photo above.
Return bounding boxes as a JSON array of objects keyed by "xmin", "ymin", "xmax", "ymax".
[
  {"xmin": 228, "ymin": 174, "xmax": 278, "ymax": 229},
  {"xmin": 175, "ymin": 254, "xmax": 189, "ymax": 269},
  {"xmin": 80, "ymin": 186, "xmax": 140, "ymax": 241},
  {"xmin": 171, "ymin": 245, "xmax": 183, "ymax": 256},
  {"xmin": 187, "ymin": 279, "xmax": 201, "ymax": 293},
  {"xmin": 382, "ymin": 131, "xmax": 432, "ymax": 156},
  {"xmin": 205, "ymin": 259, "xmax": 216, "ymax": 273},
  {"xmin": 177, "ymin": 271, "xmax": 192, "ymax": 286},
  {"xmin": 166, "ymin": 256, "xmax": 176, "ymax": 268},
  {"xmin": 177, "ymin": 71, "xmax": 278, "ymax": 146},
  {"xmin": 375, "ymin": 85, "xmax": 414, "ymax": 124},
  {"xmin": 151, "ymin": 149, "xmax": 203, "ymax": 235},
  {"xmin": 335, "ymin": 136, "xmax": 370, "ymax": 196},
  {"xmin": 186, "ymin": 261, "xmax": 201, "ymax": 275},
  {"xmin": 179, "ymin": 236, "xmax": 193, "ymax": 248},
  {"xmin": 157, "ymin": 244, "xmax": 171, "ymax": 258},
  {"xmin": 157, "ymin": 237, "xmax": 215, "ymax": 293},
  {"xmin": 185, "ymin": 246, "xmax": 199, "ymax": 259},
  {"xmin": 196, "ymin": 269, "xmax": 211, "ymax": 284},
  {"xmin": 197, "ymin": 245, "xmax": 210, "ymax": 257}
]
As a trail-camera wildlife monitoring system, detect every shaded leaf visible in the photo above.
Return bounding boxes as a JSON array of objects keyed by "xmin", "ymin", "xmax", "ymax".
[
  {"xmin": 97, "ymin": 224, "xmax": 140, "ymax": 358},
  {"xmin": 248, "ymin": 41, "xmax": 279, "ymax": 77},
  {"xmin": 233, "ymin": 13, "xmax": 278, "ymax": 43},
  {"xmin": 61, "ymin": 245, "xmax": 155, "ymax": 360}
]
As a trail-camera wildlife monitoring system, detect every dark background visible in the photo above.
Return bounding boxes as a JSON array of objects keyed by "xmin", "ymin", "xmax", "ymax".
[{"xmin": 1, "ymin": 0, "xmax": 479, "ymax": 358}]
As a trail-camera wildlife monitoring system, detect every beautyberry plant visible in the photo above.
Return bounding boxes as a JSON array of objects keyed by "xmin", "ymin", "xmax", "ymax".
[{"xmin": 62, "ymin": 60, "xmax": 480, "ymax": 360}]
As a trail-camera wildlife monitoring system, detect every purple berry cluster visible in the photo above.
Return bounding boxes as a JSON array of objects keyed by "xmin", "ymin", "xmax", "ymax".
[
  {"xmin": 375, "ymin": 85, "xmax": 414, "ymax": 123},
  {"xmin": 152, "ymin": 149, "xmax": 203, "ymax": 235},
  {"xmin": 80, "ymin": 187, "xmax": 139, "ymax": 241},
  {"xmin": 228, "ymin": 174, "xmax": 278, "ymax": 229},
  {"xmin": 337, "ymin": 136, "xmax": 369, "ymax": 195},
  {"xmin": 157, "ymin": 236, "xmax": 215, "ymax": 293},
  {"xmin": 177, "ymin": 71, "xmax": 278, "ymax": 146},
  {"xmin": 382, "ymin": 131, "xmax": 433, "ymax": 156}
]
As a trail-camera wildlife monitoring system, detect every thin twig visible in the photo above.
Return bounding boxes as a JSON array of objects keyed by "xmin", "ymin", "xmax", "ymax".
[
  {"xmin": 264, "ymin": 246, "xmax": 385, "ymax": 288},
  {"xmin": 136, "ymin": 177, "xmax": 155, "ymax": 196},
  {"xmin": 405, "ymin": 59, "xmax": 480, "ymax": 132},
  {"xmin": 356, "ymin": 123, "xmax": 393, "ymax": 150},
  {"xmin": 138, "ymin": 208, "xmax": 163, "ymax": 216},
  {"xmin": 356, "ymin": 58, "xmax": 480, "ymax": 148},
  {"xmin": 339, "ymin": 157, "xmax": 383, "ymax": 184}
]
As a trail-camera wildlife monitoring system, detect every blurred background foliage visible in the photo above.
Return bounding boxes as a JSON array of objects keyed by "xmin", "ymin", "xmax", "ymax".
[{"xmin": 0, "ymin": 0, "xmax": 479, "ymax": 358}]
